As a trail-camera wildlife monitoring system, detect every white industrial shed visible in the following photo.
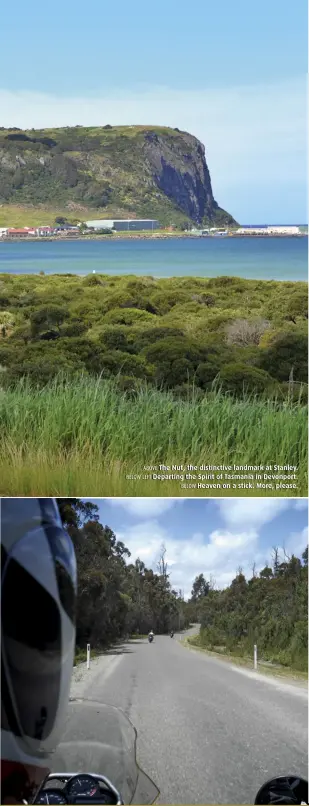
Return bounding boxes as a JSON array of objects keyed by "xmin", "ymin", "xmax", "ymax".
[{"xmin": 85, "ymin": 219, "xmax": 160, "ymax": 231}]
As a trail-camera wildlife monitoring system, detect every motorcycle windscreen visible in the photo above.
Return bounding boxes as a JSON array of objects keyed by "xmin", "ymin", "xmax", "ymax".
[{"xmin": 49, "ymin": 699, "xmax": 159, "ymax": 805}]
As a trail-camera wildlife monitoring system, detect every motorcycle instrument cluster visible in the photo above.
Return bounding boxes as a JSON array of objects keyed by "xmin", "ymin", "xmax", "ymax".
[
  {"xmin": 35, "ymin": 790, "xmax": 68, "ymax": 805},
  {"xmin": 34, "ymin": 775, "xmax": 119, "ymax": 805}
]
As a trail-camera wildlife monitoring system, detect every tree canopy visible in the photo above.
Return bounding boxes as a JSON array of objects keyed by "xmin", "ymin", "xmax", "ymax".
[{"xmin": 57, "ymin": 498, "xmax": 308, "ymax": 673}]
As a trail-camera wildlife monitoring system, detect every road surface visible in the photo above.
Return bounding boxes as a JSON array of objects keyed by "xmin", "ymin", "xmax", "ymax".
[{"xmin": 66, "ymin": 631, "xmax": 308, "ymax": 804}]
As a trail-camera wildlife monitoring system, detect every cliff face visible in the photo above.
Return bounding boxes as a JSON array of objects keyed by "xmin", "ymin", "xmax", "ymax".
[
  {"xmin": 142, "ymin": 129, "xmax": 223, "ymax": 223},
  {"xmin": 0, "ymin": 125, "xmax": 236, "ymax": 227}
]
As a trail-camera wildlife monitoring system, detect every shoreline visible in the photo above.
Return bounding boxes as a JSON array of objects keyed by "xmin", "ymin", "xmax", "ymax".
[
  {"xmin": 0, "ymin": 233, "xmax": 307, "ymax": 243},
  {"xmin": 2, "ymin": 272, "xmax": 306, "ymax": 285}
]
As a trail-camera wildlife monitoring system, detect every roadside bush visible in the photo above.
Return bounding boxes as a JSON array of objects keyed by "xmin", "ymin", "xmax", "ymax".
[
  {"xmin": 218, "ymin": 363, "xmax": 274, "ymax": 395},
  {"xmin": 30, "ymin": 305, "xmax": 69, "ymax": 337},
  {"xmin": 258, "ymin": 332, "xmax": 308, "ymax": 382},
  {"xmin": 83, "ymin": 275, "xmax": 104, "ymax": 286},
  {"xmin": 99, "ymin": 326, "xmax": 134, "ymax": 352},
  {"xmin": 61, "ymin": 321, "xmax": 88, "ymax": 337},
  {"xmin": 104, "ymin": 307, "xmax": 155, "ymax": 326},
  {"xmin": 134, "ymin": 326, "xmax": 185, "ymax": 350},
  {"xmin": 93, "ymin": 350, "xmax": 153, "ymax": 380},
  {"xmin": 196, "ymin": 362, "xmax": 220, "ymax": 387}
]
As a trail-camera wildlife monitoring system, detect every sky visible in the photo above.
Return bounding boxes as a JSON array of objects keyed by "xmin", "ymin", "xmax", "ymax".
[
  {"xmin": 0, "ymin": 0, "xmax": 307, "ymax": 224},
  {"xmin": 85, "ymin": 498, "xmax": 308, "ymax": 597}
]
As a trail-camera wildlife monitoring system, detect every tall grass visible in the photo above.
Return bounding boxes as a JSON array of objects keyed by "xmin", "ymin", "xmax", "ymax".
[{"xmin": 0, "ymin": 374, "xmax": 307, "ymax": 496}]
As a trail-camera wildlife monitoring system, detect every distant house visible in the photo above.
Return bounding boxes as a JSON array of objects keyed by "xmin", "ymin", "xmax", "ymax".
[
  {"xmin": 36, "ymin": 226, "xmax": 55, "ymax": 236},
  {"xmin": 54, "ymin": 225, "xmax": 80, "ymax": 234},
  {"xmin": 24, "ymin": 227, "xmax": 37, "ymax": 236},
  {"xmin": 6, "ymin": 228, "xmax": 30, "ymax": 238}
]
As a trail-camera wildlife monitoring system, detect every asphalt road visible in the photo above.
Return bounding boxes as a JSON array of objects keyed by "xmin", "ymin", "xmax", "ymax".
[{"xmin": 67, "ymin": 631, "xmax": 308, "ymax": 804}]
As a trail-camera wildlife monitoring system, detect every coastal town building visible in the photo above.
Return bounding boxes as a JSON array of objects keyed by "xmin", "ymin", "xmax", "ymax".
[
  {"xmin": 85, "ymin": 218, "xmax": 160, "ymax": 231},
  {"xmin": 236, "ymin": 225, "xmax": 301, "ymax": 235},
  {"xmin": 267, "ymin": 226, "xmax": 300, "ymax": 234},
  {"xmin": 36, "ymin": 226, "xmax": 54, "ymax": 236},
  {"xmin": 6, "ymin": 228, "xmax": 30, "ymax": 237}
]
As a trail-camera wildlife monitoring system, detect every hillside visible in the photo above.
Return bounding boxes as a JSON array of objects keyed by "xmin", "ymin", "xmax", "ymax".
[{"xmin": 0, "ymin": 125, "xmax": 236, "ymax": 228}]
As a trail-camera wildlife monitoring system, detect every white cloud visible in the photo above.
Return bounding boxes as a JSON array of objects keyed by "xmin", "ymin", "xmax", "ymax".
[
  {"xmin": 106, "ymin": 498, "xmax": 182, "ymax": 518},
  {"xmin": 116, "ymin": 520, "xmax": 170, "ymax": 563},
  {"xmin": 293, "ymin": 499, "xmax": 308, "ymax": 511},
  {"xmin": 113, "ymin": 498, "xmax": 307, "ymax": 594},
  {"xmin": 216, "ymin": 499, "xmax": 291, "ymax": 531},
  {"xmin": 116, "ymin": 519, "xmax": 259, "ymax": 594},
  {"xmin": 281, "ymin": 526, "xmax": 308, "ymax": 559},
  {"xmin": 0, "ymin": 76, "xmax": 306, "ymax": 219}
]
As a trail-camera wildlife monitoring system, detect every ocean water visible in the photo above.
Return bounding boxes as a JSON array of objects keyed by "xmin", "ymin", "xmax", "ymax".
[{"xmin": 0, "ymin": 236, "xmax": 307, "ymax": 281}]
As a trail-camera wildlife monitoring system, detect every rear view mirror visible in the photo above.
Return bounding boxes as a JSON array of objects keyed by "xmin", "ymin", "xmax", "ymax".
[{"xmin": 255, "ymin": 776, "xmax": 308, "ymax": 805}]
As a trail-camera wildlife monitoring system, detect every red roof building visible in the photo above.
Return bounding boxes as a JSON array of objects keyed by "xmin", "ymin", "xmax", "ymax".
[{"xmin": 7, "ymin": 228, "xmax": 30, "ymax": 237}]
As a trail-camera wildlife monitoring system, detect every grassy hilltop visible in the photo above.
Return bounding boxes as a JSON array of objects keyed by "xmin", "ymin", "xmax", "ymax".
[{"xmin": 0, "ymin": 125, "xmax": 236, "ymax": 228}]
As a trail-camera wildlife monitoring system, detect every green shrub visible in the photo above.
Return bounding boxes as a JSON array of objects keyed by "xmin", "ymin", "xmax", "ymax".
[
  {"xmin": 258, "ymin": 332, "xmax": 308, "ymax": 382},
  {"xmin": 218, "ymin": 363, "xmax": 275, "ymax": 395}
]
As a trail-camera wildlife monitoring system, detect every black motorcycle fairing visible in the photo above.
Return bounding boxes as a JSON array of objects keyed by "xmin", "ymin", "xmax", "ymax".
[
  {"xmin": 255, "ymin": 775, "xmax": 308, "ymax": 805},
  {"xmin": 33, "ymin": 700, "xmax": 159, "ymax": 805}
]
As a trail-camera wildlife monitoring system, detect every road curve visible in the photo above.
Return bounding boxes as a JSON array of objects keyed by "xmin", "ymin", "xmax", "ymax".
[{"xmin": 67, "ymin": 632, "xmax": 308, "ymax": 804}]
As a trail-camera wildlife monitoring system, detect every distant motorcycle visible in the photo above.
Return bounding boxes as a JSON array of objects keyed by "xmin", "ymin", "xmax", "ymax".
[
  {"xmin": 148, "ymin": 633, "xmax": 154, "ymax": 643},
  {"xmin": 170, "ymin": 631, "xmax": 174, "ymax": 638}
]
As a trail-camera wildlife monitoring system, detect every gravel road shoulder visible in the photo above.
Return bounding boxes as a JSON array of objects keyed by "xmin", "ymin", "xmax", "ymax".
[{"xmin": 70, "ymin": 653, "xmax": 124, "ymax": 699}]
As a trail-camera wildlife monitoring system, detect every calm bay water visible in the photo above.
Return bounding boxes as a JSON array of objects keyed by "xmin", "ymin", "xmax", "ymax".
[{"xmin": 0, "ymin": 236, "xmax": 307, "ymax": 280}]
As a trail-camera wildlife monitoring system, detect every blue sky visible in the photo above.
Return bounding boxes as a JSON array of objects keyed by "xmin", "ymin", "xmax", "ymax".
[
  {"xmin": 85, "ymin": 499, "xmax": 308, "ymax": 595},
  {"xmin": 0, "ymin": 0, "xmax": 307, "ymax": 222}
]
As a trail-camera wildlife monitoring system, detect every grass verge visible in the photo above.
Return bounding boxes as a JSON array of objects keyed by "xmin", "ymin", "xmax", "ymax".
[
  {"xmin": 74, "ymin": 646, "xmax": 104, "ymax": 665},
  {"xmin": 0, "ymin": 375, "xmax": 307, "ymax": 496},
  {"xmin": 183, "ymin": 637, "xmax": 308, "ymax": 684}
]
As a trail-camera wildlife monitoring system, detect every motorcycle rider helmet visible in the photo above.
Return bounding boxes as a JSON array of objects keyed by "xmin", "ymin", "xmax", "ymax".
[{"xmin": 1, "ymin": 498, "xmax": 77, "ymax": 804}]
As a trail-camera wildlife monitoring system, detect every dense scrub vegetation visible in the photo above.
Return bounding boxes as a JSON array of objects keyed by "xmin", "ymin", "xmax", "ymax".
[
  {"xmin": 189, "ymin": 549, "xmax": 308, "ymax": 672},
  {"xmin": 58, "ymin": 498, "xmax": 308, "ymax": 674},
  {"xmin": 0, "ymin": 273, "xmax": 307, "ymax": 401}
]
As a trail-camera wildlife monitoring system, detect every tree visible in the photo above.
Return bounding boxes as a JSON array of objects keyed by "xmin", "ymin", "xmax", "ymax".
[
  {"xmin": 259, "ymin": 566, "xmax": 273, "ymax": 579},
  {"xmin": 30, "ymin": 305, "xmax": 69, "ymax": 337},
  {"xmin": 218, "ymin": 363, "xmax": 274, "ymax": 395},
  {"xmin": 55, "ymin": 216, "xmax": 69, "ymax": 225},
  {"xmin": 57, "ymin": 498, "xmax": 99, "ymax": 530},
  {"xmin": 226, "ymin": 318, "xmax": 270, "ymax": 347},
  {"xmin": 258, "ymin": 332, "xmax": 308, "ymax": 383},
  {"xmin": 100, "ymin": 327, "xmax": 132, "ymax": 353},
  {"xmin": 157, "ymin": 544, "xmax": 168, "ymax": 580},
  {"xmin": 143, "ymin": 337, "xmax": 201, "ymax": 388},
  {"xmin": 191, "ymin": 574, "xmax": 210, "ymax": 601},
  {"xmin": 282, "ymin": 289, "xmax": 308, "ymax": 323},
  {"xmin": 272, "ymin": 547, "xmax": 280, "ymax": 577},
  {"xmin": 0, "ymin": 311, "xmax": 15, "ymax": 337}
]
